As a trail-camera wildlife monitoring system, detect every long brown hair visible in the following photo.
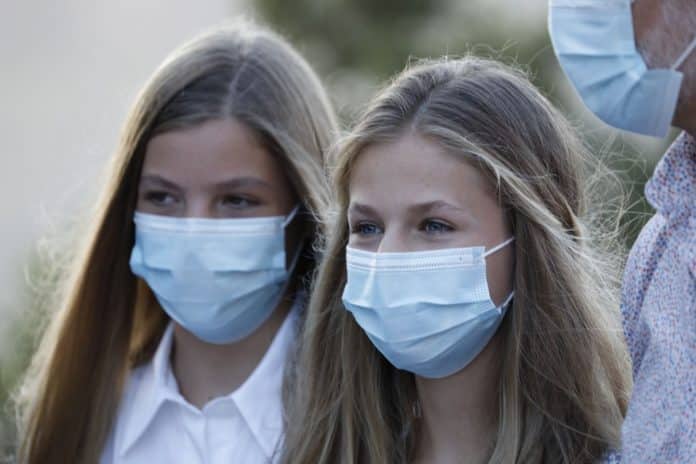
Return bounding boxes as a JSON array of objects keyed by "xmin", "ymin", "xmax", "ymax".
[
  {"xmin": 283, "ymin": 57, "xmax": 631, "ymax": 463},
  {"xmin": 16, "ymin": 19, "xmax": 337, "ymax": 464}
]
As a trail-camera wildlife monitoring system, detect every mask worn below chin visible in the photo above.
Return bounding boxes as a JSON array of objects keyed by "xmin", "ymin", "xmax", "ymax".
[
  {"xmin": 130, "ymin": 206, "xmax": 302, "ymax": 344},
  {"xmin": 342, "ymin": 238, "xmax": 515, "ymax": 379},
  {"xmin": 549, "ymin": 0, "xmax": 696, "ymax": 138}
]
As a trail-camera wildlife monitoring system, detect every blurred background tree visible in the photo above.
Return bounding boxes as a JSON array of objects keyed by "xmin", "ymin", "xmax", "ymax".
[
  {"xmin": 0, "ymin": 253, "xmax": 49, "ymax": 461},
  {"xmin": 257, "ymin": 0, "xmax": 666, "ymax": 243},
  {"xmin": 258, "ymin": 0, "xmax": 553, "ymax": 115}
]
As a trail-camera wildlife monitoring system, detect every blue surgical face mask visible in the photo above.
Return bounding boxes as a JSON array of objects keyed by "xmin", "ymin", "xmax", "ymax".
[
  {"xmin": 549, "ymin": 0, "xmax": 696, "ymax": 138},
  {"xmin": 342, "ymin": 238, "xmax": 515, "ymax": 379},
  {"xmin": 130, "ymin": 207, "xmax": 301, "ymax": 344}
]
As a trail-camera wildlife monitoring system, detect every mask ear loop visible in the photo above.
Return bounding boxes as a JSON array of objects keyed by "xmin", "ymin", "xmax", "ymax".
[
  {"xmin": 282, "ymin": 204, "xmax": 307, "ymax": 274},
  {"xmin": 482, "ymin": 237, "xmax": 515, "ymax": 258},
  {"xmin": 285, "ymin": 238, "xmax": 305, "ymax": 274},
  {"xmin": 499, "ymin": 291, "xmax": 515, "ymax": 310},
  {"xmin": 282, "ymin": 204, "xmax": 302, "ymax": 228},
  {"xmin": 672, "ymin": 36, "xmax": 696, "ymax": 71},
  {"xmin": 271, "ymin": 206, "xmax": 308, "ymax": 311},
  {"xmin": 482, "ymin": 237, "xmax": 516, "ymax": 309}
]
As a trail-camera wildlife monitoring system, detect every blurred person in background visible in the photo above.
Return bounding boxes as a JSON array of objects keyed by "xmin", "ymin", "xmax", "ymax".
[
  {"xmin": 549, "ymin": 0, "xmax": 696, "ymax": 462},
  {"xmin": 283, "ymin": 57, "xmax": 631, "ymax": 464},
  {"xmin": 15, "ymin": 20, "xmax": 337, "ymax": 464}
]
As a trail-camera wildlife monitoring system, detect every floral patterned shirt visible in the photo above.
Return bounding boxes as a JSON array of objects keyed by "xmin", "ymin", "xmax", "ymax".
[{"xmin": 619, "ymin": 132, "xmax": 696, "ymax": 463}]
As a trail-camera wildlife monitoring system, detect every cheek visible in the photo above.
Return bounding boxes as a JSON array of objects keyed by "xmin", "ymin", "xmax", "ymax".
[
  {"xmin": 263, "ymin": 168, "xmax": 301, "ymax": 215},
  {"xmin": 272, "ymin": 188, "xmax": 299, "ymax": 215},
  {"xmin": 133, "ymin": 185, "xmax": 156, "ymax": 213},
  {"xmin": 135, "ymin": 191, "xmax": 144, "ymax": 209},
  {"xmin": 632, "ymin": 1, "xmax": 660, "ymax": 44}
]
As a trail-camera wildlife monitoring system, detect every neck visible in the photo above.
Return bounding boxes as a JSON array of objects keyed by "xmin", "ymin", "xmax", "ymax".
[
  {"xmin": 679, "ymin": 121, "xmax": 696, "ymax": 140},
  {"xmin": 413, "ymin": 335, "xmax": 502, "ymax": 464},
  {"xmin": 675, "ymin": 109, "xmax": 696, "ymax": 138},
  {"xmin": 673, "ymin": 73, "xmax": 696, "ymax": 138},
  {"xmin": 171, "ymin": 295, "xmax": 293, "ymax": 409}
]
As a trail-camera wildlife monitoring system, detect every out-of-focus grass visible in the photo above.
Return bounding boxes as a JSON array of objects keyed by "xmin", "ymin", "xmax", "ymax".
[
  {"xmin": 0, "ymin": 250, "xmax": 60, "ymax": 462},
  {"xmin": 1, "ymin": 317, "xmax": 36, "ymax": 461},
  {"xmin": 1, "ymin": 313, "xmax": 37, "ymax": 462}
]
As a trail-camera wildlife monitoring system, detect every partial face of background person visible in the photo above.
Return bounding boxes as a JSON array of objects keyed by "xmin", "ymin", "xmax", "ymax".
[{"xmin": 632, "ymin": 0, "xmax": 696, "ymax": 134}]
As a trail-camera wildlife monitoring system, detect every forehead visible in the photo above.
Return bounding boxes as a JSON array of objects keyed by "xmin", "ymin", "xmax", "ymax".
[
  {"xmin": 142, "ymin": 118, "xmax": 283, "ymax": 185},
  {"xmin": 348, "ymin": 132, "xmax": 493, "ymax": 209}
]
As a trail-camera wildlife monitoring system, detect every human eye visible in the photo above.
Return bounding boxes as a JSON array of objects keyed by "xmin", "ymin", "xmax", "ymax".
[
  {"xmin": 143, "ymin": 190, "xmax": 180, "ymax": 207},
  {"xmin": 420, "ymin": 219, "xmax": 454, "ymax": 234},
  {"xmin": 350, "ymin": 221, "xmax": 383, "ymax": 236},
  {"xmin": 220, "ymin": 194, "xmax": 259, "ymax": 209}
]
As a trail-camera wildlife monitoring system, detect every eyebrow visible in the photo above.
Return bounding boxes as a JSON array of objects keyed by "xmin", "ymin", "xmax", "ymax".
[
  {"xmin": 347, "ymin": 202, "xmax": 380, "ymax": 217},
  {"xmin": 210, "ymin": 177, "xmax": 273, "ymax": 190},
  {"xmin": 407, "ymin": 200, "xmax": 468, "ymax": 215},
  {"xmin": 139, "ymin": 174, "xmax": 182, "ymax": 191},
  {"xmin": 139, "ymin": 174, "xmax": 273, "ymax": 191},
  {"xmin": 348, "ymin": 200, "xmax": 469, "ymax": 217}
]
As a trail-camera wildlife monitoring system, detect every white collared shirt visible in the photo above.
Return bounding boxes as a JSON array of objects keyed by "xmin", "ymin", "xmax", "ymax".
[{"xmin": 100, "ymin": 304, "xmax": 298, "ymax": 464}]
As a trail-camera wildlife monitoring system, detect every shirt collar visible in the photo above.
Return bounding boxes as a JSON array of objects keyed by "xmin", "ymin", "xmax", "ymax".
[
  {"xmin": 646, "ymin": 131, "xmax": 696, "ymax": 214},
  {"xmin": 117, "ymin": 323, "xmax": 180, "ymax": 457},
  {"xmin": 117, "ymin": 299, "xmax": 301, "ymax": 459},
  {"xmin": 232, "ymin": 302, "xmax": 299, "ymax": 458}
]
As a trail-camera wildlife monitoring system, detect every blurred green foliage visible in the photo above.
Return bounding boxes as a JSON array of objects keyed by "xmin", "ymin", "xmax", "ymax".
[
  {"xmin": 256, "ymin": 0, "xmax": 663, "ymax": 245},
  {"xmin": 0, "ymin": 251, "xmax": 51, "ymax": 461},
  {"xmin": 257, "ymin": 0, "xmax": 554, "ymax": 110}
]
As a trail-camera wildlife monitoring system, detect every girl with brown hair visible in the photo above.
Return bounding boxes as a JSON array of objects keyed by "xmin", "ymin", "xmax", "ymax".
[
  {"xmin": 16, "ymin": 20, "xmax": 337, "ymax": 464},
  {"xmin": 283, "ymin": 57, "xmax": 631, "ymax": 464}
]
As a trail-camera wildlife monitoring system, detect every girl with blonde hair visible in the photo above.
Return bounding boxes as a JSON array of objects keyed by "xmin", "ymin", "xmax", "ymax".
[
  {"xmin": 283, "ymin": 57, "xmax": 631, "ymax": 463},
  {"xmin": 16, "ymin": 20, "xmax": 337, "ymax": 464}
]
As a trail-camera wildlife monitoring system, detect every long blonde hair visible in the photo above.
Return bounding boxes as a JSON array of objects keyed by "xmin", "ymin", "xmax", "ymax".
[
  {"xmin": 16, "ymin": 20, "xmax": 337, "ymax": 464},
  {"xmin": 283, "ymin": 57, "xmax": 631, "ymax": 464}
]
